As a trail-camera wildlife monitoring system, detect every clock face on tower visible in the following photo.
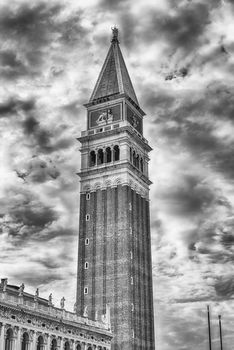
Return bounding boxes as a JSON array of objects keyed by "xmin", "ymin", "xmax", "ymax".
[{"xmin": 89, "ymin": 104, "xmax": 121, "ymax": 128}]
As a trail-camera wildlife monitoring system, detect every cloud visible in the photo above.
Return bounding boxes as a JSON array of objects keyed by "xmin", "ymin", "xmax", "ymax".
[
  {"xmin": 215, "ymin": 275, "xmax": 234, "ymax": 298},
  {"xmin": 15, "ymin": 156, "xmax": 60, "ymax": 183},
  {"xmin": 0, "ymin": 2, "xmax": 88, "ymax": 79},
  {"xmin": 161, "ymin": 175, "xmax": 215, "ymax": 217},
  {"xmin": 0, "ymin": 186, "xmax": 58, "ymax": 243},
  {"xmin": 0, "ymin": 97, "xmax": 35, "ymax": 117},
  {"xmin": 0, "ymin": 49, "xmax": 28, "ymax": 79}
]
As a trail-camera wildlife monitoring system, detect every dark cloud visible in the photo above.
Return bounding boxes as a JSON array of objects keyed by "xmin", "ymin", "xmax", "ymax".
[
  {"xmin": 99, "ymin": 0, "xmax": 127, "ymax": 10},
  {"xmin": 165, "ymin": 67, "xmax": 189, "ymax": 80},
  {"xmin": 9, "ymin": 203, "xmax": 56, "ymax": 230},
  {"xmin": 0, "ymin": 3, "xmax": 62, "ymax": 41},
  {"xmin": 32, "ymin": 252, "xmax": 73, "ymax": 270},
  {"xmin": 205, "ymin": 83, "xmax": 234, "ymax": 121},
  {"xmin": 11, "ymin": 270, "xmax": 64, "ymax": 287},
  {"xmin": 0, "ymin": 186, "xmax": 58, "ymax": 243},
  {"xmin": 215, "ymin": 276, "xmax": 234, "ymax": 298},
  {"xmin": 0, "ymin": 2, "xmax": 88, "ymax": 78},
  {"xmin": 148, "ymin": 82, "xmax": 234, "ymax": 178},
  {"xmin": 158, "ymin": 4, "xmax": 210, "ymax": 48},
  {"xmin": 0, "ymin": 2, "xmax": 62, "ymax": 77},
  {"xmin": 22, "ymin": 116, "xmax": 53, "ymax": 153},
  {"xmin": 33, "ymin": 228, "xmax": 74, "ymax": 243},
  {"xmin": 162, "ymin": 175, "xmax": 215, "ymax": 217},
  {"xmin": 0, "ymin": 97, "xmax": 35, "ymax": 117},
  {"xmin": 22, "ymin": 116, "xmax": 74, "ymax": 154},
  {"xmin": 0, "ymin": 49, "xmax": 28, "ymax": 78}
]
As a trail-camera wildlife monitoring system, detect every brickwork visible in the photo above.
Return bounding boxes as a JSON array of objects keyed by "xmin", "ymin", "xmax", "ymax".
[{"xmin": 76, "ymin": 184, "xmax": 155, "ymax": 350}]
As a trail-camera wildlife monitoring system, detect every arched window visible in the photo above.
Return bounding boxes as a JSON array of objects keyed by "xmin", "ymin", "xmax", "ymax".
[
  {"xmin": 97, "ymin": 149, "xmax": 104, "ymax": 165},
  {"xmin": 140, "ymin": 158, "xmax": 144, "ymax": 172},
  {"xmin": 90, "ymin": 151, "xmax": 96, "ymax": 167},
  {"xmin": 51, "ymin": 339, "xmax": 57, "ymax": 350},
  {"xmin": 76, "ymin": 344, "xmax": 81, "ymax": 350},
  {"xmin": 130, "ymin": 147, "xmax": 132, "ymax": 163},
  {"xmin": 5, "ymin": 328, "xmax": 13, "ymax": 350},
  {"xmin": 133, "ymin": 150, "xmax": 136, "ymax": 167},
  {"xmin": 106, "ymin": 147, "xmax": 112, "ymax": 163},
  {"xmin": 136, "ymin": 154, "xmax": 139, "ymax": 169},
  {"xmin": 113, "ymin": 145, "xmax": 120, "ymax": 161},
  {"xmin": 88, "ymin": 347, "xmax": 92, "ymax": 350},
  {"xmin": 37, "ymin": 336, "xmax": 44, "ymax": 350},
  {"xmin": 64, "ymin": 341, "xmax": 70, "ymax": 350},
  {"xmin": 21, "ymin": 332, "xmax": 29, "ymax": 350}
]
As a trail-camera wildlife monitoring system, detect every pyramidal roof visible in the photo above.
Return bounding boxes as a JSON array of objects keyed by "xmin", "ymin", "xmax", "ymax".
[{"xmin": 89, "ymin": 28, "xmax": 139, "ymax": 105}]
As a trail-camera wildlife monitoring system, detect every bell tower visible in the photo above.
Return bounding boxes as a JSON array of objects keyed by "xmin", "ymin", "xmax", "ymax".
[{"xmin": 76, "ymin": 28, "xmax": 155, "ymax": 350}]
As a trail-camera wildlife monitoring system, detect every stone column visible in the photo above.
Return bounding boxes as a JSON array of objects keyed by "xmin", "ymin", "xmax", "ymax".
[
  {"xmin": 60, "ymin": 337, "xmax": 64, "ymax": 350},
  {"xmin": 69, "ymin": 340, "xmax": 74, "ymax": 350},
  {"xmin": 15, "ymin": 327, "xmax": 21, "ymax": 350},
  {"xmin": 46, "ymin": 334, "xmax": 52, "ymax": 350},
  {"xmin": 32, "ymin": 331, "xmax": 37, "ymax": 350},
  {"xmin": 103, "ymin": 148, "xmax": 107, "ymax": 163},
  {"xmin": 0, "ymin": 323, "xmax": 5, "ymax": 350},
  {"xmin": 12, "ymin": 327, "xmax": 18, "ymax": 350},
  {"xmin": 44, "ymin": 334, "xmax": 49, "ymax": 350},
  {"xmin": 95, "ymin": 151, "xmax": 97, "ymax": 166}
]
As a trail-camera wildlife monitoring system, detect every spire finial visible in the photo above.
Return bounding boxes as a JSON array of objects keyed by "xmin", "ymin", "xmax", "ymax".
[{"xmin": 111, "ymin": 26, "xmax": 119, "ymax": 43}]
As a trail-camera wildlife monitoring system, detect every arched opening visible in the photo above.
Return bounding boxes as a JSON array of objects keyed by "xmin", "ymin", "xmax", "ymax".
[
  {"xmin": 37, "ymin": 335, "xmax": 44, "ymax": 350},
  {"xmin": 97, "ymin": 149, "xmax": 104, "ymax": 165},
  {"xmin": 140, "ymin": 158, "xmax": 144, "ymax": 172},
  {"xmin": 89, "ymin": 151, "xmax": 96, "ymax": 167},
  {"xmin": 64, "ymin": 341, "xmax": 70, "ymax": 350},
  {"xmin": 132, "ymin": 150, "xmax": 136, "ymax": 167},
  {"xmin": 76, "ymin": 344, "xmax": 81, "ymax": 350},
  {"xmin": 5, "ymin": 328, "xmax": 14, "ymax": 350},
  {"xmin": 136, "ymin": 154, "xmax": 139, "ymax": 169},
  {"xmin": 51, "ymin": 338, "xmax": 57, "ymax": 350},
  {"xmin": 113, "ymin": 145, "xmax": 120, "ymax": 161},
  {"xmin": 21, "ymin": 332, "xmax": 29, "ymax": 350},
  {"xmin": 106, "ymin": 147, "xmax": 112, "ymax": 163},
  {"xmin": 87, "ymin": 347, "xmax": 92, "ymax": 350}
]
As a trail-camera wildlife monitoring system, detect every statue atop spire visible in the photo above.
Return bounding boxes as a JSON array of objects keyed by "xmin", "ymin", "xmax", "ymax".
[{"xmin": 111, "ymin": 26, "xmax": 119, "ymax": 43}]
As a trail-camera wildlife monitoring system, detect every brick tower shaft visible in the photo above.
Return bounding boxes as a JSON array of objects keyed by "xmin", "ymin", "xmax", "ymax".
[{"xmin": 76, "ymin": 28, "xmax": 155, "ymax": 350}]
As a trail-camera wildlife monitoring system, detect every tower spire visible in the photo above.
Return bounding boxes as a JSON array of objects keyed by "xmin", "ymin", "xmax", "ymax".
[{"xmin": 89, "ymin": 28, "xmax": 139, "ymax": 106}]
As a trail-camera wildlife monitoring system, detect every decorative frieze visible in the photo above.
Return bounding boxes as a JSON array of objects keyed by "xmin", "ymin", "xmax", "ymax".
[
  {"xmin": 80, "ymin": 169, "xmax": 150, "ymax": 199},
  {"xmin": 0, "ymin": 283, "xmax": 112, "ymax": 350}
]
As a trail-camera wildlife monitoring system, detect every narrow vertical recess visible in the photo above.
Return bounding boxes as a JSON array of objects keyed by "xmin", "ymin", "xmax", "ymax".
[
  {"xmin": 146, "ymin": 200, "xmax": 155, "ymax": 348},
  {"xmin": 77, "ymin": 193, "xmax": 86, "ymax": 314},
  {"xmin": 91, "ymin": 191, "xmax": 97, "ymax": 319},
  {"xmin": 103, "ymin": 189, "xmax": 107, "ymax": 313},
  {"xmin": 113, "ymin": 186, "xmax": 119, "ymax": 341},
  {"xmin": 138, "ymin": 194, "xmax": 143, "ymax": 349},
  {"xmin": 142, "ymin": 197, "xmax": 147, "ymax": 348}
]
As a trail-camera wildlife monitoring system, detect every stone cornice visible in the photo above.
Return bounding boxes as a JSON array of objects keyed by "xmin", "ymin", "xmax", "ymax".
[
  {"xmin": 78, "ymin": 161, "xmax": 152, "ymax": 186},
  {"xmin": 77, "ymin": 125, "xmax": 152, "ymax": 152}
]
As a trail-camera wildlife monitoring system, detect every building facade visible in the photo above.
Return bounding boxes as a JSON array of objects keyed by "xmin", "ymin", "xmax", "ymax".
[
  {"xmin": 0, "ymin": 279, "xmax": 112, "ymax": 350},
  {"xmin": 76, "ymin": 28, "xmax": 155, "ymax": 350}
]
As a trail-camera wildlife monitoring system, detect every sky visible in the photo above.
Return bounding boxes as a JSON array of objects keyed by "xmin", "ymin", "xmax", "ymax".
[{"xmin": 0, "ymin": 0, "xmax": 234, "ymax": 349}]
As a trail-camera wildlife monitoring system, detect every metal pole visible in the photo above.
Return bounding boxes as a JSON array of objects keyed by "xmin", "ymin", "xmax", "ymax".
[
  {"xmin": 207, "ymin": 305, "xmax": 212, "ymax": 350},
  {"xmin": 218, "ymin": 315, "xmax": 223, "ymax": 350}
]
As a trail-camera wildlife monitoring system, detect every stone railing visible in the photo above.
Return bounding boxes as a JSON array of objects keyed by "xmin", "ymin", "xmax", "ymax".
[
  {"xmin": 80, "ymin": 120, "xmax": 148, "ymax": 144},
  {"xmin": 0, "ymin": 289, "xmax": 110, "ymax": 331}
]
